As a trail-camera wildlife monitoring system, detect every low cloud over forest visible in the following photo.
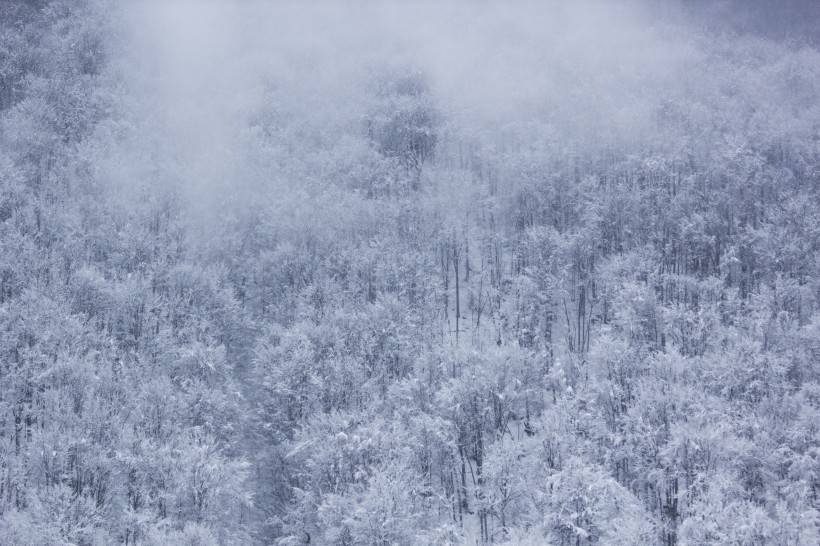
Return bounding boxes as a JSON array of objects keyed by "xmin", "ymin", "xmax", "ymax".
[{"xmin": 1, "ymin": 1, "xmax": 820, "ymax": 544}]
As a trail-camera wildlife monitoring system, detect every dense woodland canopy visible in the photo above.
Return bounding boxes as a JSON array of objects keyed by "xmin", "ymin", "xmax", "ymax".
[{"xmin": 1, "ymin": 1, "xmax": 820, "ymax": 544}]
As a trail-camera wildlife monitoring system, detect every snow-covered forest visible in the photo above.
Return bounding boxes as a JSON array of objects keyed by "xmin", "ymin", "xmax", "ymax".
[{"xmin": 1, "ymin": 1, "xmax": 820, "ymax": 544}]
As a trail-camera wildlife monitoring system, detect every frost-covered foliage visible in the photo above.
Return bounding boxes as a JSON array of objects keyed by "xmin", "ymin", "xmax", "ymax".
[{"xmin": 1, "ymin": 0, "xmax": 820, "ymax": 544}]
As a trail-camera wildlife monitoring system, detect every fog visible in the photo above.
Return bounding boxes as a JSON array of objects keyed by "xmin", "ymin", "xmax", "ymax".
[{"xmin": 101, "ymin": 2, "xmax": 704, "ymax": 219}]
